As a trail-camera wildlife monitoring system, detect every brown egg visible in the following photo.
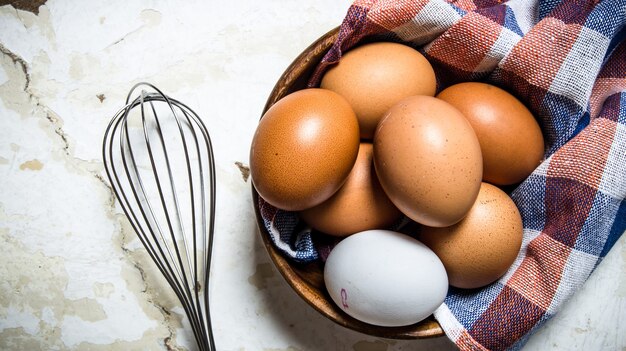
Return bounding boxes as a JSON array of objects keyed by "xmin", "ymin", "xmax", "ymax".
[
  {"xmin": 436, "ymin": 82, "xmax": 544, "ymax": 185},
  {"xmin": 418, "ymin": 182, "xmax": 523, "ymax": 289},
  {"xmin": 250, "ymin": 88, "xmax": 360, "ymax": 211},
  {"xmin": 373, "ymin": 95, "xmax": 482, "ymax": 227},
  {"xmin": 320, "ymin": 42, "xmax": 436, "ymax": 139},
  {"xmin": 299, "ymin": 143, "xmax": 403, "ymax": 237}
]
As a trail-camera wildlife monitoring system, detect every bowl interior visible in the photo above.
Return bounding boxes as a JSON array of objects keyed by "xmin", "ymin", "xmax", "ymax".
[{"xmin": 252, "ymin": 27, "xmax": 444, "ymax": 339}]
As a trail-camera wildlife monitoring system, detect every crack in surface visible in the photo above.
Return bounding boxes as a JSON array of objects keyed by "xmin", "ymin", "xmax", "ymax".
[
  {"xmin": 0, "ymin": 42, "xmax": 30, "ymax": 91},
  {"xmin": 45, "ymin": 112, "xmax": 70, "ymax": 155},
  {"xmin": 164, "ymin": 335, "xmax": 184, "ymax": 351},
  {"xmin": 0, "ymin": 43, "xmax": 71, "ymax": 155}
]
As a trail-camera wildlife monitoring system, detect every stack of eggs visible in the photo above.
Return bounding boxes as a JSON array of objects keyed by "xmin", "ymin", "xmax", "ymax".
[{"xmin": 250, "ymin": 42, "xmax": 544, "ymax": 327}]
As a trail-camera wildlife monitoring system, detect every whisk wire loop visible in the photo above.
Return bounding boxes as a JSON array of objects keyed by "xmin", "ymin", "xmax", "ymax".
[{"xmin": 103, "ymin": 82, "xmax": 216, "ymax": 351}]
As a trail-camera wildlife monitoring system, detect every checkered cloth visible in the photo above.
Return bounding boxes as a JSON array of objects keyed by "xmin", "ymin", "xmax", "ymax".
[{"xmin": 258, "ymin": 0, "xmax": 626, "ymax": 349}]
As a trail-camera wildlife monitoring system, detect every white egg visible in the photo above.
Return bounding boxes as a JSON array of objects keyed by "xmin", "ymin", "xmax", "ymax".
[{"xmin": 323, "ymin": 230, "xmax": 448, "ymax": 327}]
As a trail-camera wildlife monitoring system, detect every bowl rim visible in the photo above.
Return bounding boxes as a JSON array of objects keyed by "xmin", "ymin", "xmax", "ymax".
[{"xmin": 252, "ymin": 26, "xmax": 445, "ymax": 339}]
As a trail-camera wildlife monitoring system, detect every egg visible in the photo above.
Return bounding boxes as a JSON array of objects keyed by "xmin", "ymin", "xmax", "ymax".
[
  {"xmin": 320, "ymin": 42, "xmax": 436, "ymax": 139},
  {"xmin": 299, "ymin": 143, "xmax": 402, "ymax": 237},
  {"xmin": 250, "ymin": 88, "xmax": 360, "ymax": 211},
  {"xmin": 373, "ymin": 95, "xmax": 483, "ymax": 227},
  {"xmin": 324, "ymin": 230, "xmax": 448, "ymax": 327},
  {"xmin": 436, "ymin": 82, "xmax": 544, "ymax": 185},
  {"xmin": 418, "ymin": 182, "xmax": 523, "ymax": 289}
]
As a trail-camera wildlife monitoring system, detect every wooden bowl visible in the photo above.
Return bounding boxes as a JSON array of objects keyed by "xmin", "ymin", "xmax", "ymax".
[{"xmin": 252, "ymin": 27, "xmax": 444, "ymax": 339}]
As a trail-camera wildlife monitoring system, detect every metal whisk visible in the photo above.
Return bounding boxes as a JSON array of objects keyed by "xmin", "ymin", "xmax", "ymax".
[{"xmin": 102, "ymin": 82, "xmax": 216, "ymax": 351}]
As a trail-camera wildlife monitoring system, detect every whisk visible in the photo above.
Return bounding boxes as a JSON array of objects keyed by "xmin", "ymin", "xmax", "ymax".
[{"xmin": 102, "ymin": 82, "xmax": 216, "ymax": 351}]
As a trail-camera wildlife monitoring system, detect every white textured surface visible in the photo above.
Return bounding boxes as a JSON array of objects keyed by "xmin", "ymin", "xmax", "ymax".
[{"xmin": 0, "ymin": 1, "xmax": 624, "ymax": 350}]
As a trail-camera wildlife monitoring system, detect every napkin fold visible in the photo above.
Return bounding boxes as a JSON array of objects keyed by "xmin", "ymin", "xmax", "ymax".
[{"xmin": 259, "ymin": 0, "xmax": 626, "ymax": 349}]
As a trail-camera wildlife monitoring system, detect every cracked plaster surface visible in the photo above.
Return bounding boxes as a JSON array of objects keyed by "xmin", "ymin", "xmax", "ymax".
[{"xmin": 0, "ymin": 1, "xmax": 624, "ymax": 351}]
